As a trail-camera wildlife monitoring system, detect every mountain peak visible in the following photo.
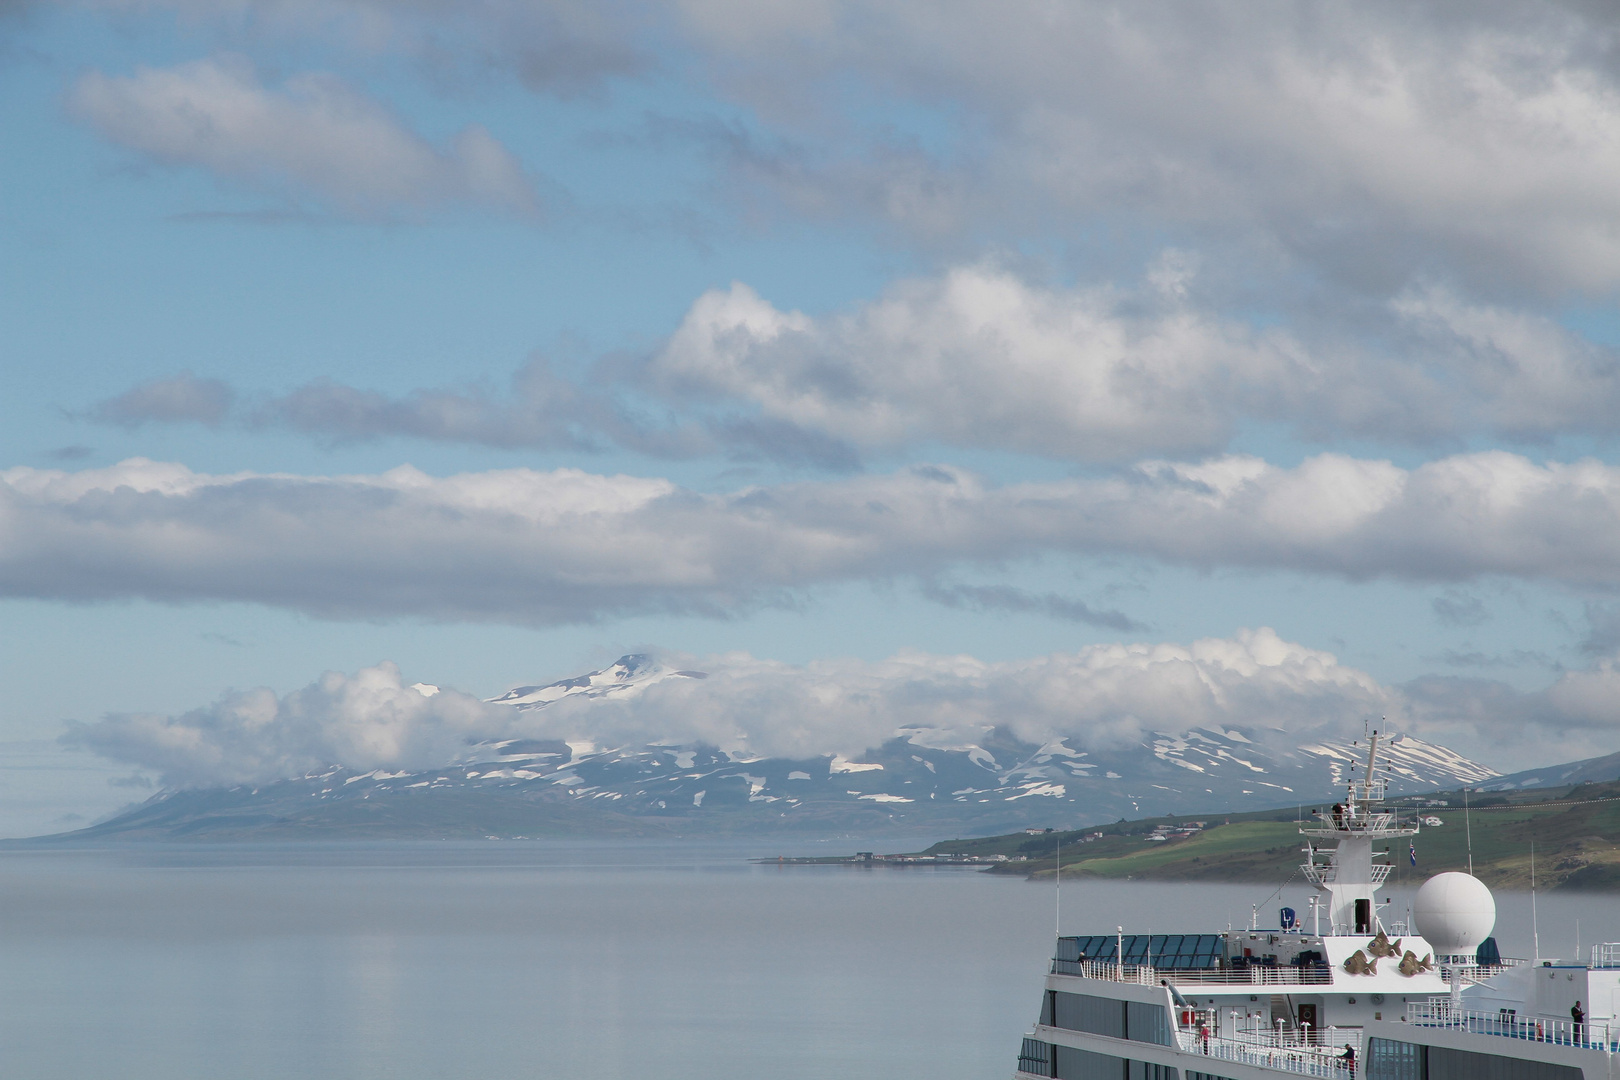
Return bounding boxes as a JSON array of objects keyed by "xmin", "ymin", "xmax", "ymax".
[{"xmin": 487, "ymin": 654, "xmax": 707, "ymax": 710}]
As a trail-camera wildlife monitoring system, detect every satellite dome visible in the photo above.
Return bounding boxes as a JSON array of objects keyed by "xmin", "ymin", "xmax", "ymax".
[{"xmin": 1413, "ymin": 872, "xmax": 1496, "ymax": 955}]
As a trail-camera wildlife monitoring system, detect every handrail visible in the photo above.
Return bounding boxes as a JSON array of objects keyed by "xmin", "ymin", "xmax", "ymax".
[
  {"xmin": 1050, "ymin": 958, "xmax": 1333, "ymax": 986},
  {"xmin": 1226, "ymin": 1024, "xmax": 1362, "ymax": 1053},
  {"xmin": 1174, "ymin": 1029, "xmax": 1354, "ymax": 1078},
  {"xmin": 1169, "ymin": 966, "xmax": 1334, "ymax": 986},
  {"xmin": 1592, "ymin": 944, "xmax": 1620, "ymax": 969},
  {"xmin": 1405, "ymin": 1001, "xmax": 1620, "ymax": 1052},
  {"xmin": 1437, "ymin": 960, "xmax": 1528, "ymax": 983},
  {"xmin": 1048, "ymin": 959, "xmax": 1160, "ymax": 984}
]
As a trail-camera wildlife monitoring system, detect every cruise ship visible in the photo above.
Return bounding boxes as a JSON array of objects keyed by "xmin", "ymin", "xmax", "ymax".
[{"xmin": 1010, "ymin": 732, "xmax": 1620, "ymax": 1080}]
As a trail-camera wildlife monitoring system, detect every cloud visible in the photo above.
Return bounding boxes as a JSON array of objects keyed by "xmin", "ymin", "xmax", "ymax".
[
  {"xmin": 1401, "ymin": 662, "xmax": 1620, "ymax": 766},
  {"xmin": 531, "ymin": 629, "xmax": 1396, "ymax": 762},
  {"xmin": 5, "ymin": 450, "xmax": 1620, "ymax": 624},
  {"xmin": 90, "ymin": 371, "xmax": 233, "ymax": 427},
  {"xmin": 670, "ymin": 1, "xmax": 1620, "ymax": 295},
  {"xmin": 1580, "ymin": 600, "xmax": 1620, "ymax": 657},
  {"xmin": 1392, "ymin": 286, "xmax": 1620, "ymax": 440},
  {"xmin": 647, "ymin": 268, "xmax": 1620, "ymax": 460},
  {"xmin": 66, "ymin": 631, "xmax": 1620, "ymax": 788},
  {"xmin": 69, "ymin": 56, "xmax": 539, "ymax": 216},
  {"xmin": 66, "ymin": 661, "xmax": 505, "ymax": 787},
  {"xmin": 647, "ymin": 268, "xmax": 1311, "ymax": 461},
  {"xmin": 919, "ymin": 581, "xmax": 1145, "ymax": 632},
  {"xmin": 63, "ymin": 3, "xmax": 1620, "ymax": 294},
  {"xmin": 82, "ymin": 265, "xmax": 1620, "ymax": 461},
  {"xmin": 1432, "ymin": 589, "xmax": 1489, "ymax": 628},
  {"xmin": 252, "ymin": 359, "xmax": 595, "ymax": 449},
  {"xmin": 81, "ymin": 0, "xmax": 650, "ymax": 98}
]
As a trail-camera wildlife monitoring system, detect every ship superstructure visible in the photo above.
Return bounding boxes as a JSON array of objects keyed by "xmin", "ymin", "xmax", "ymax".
[{"xmin": 1011, "ymin": 732, "xmax": 1620, "ymax": 1080}]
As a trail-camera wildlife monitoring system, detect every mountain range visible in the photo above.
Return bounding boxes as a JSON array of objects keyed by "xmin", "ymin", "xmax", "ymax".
[{"xmin": 50, "ymin": 654, "xmax": 1510, "ymax": 841}]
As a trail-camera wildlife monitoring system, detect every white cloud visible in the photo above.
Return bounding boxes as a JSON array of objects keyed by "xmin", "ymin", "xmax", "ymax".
[
  {"xmin": 64, "ymin": 3, "xmax": 1620, "ymax": 292},
  {"xmin": 529, "ymin": 629, "xmax": 1391, "ymax": 763},
  {"xmin": 650, "ymin": 267, "xmax": 1311, "ymax": 460},
  {"xmin": 650, "ymin": 266, "xmax": 1620, "ymax": 457},
  {"xmin": 97, "ymin": 265, "xmax": 1620, "ymax": 459},
  {"xmin": 65, "ymin": 631, "xmax": 1620, "ymax": 788},
  {"xmin": 69, "ymin": 56, "xmax": 538, "ymax": 216},
  {"xmin": 66, "ymin": 662, "xmax": 505, "ymax": 787},
  {"xmin": 672, "ymin": 1, "xmax": 1620, "ymax": 293},
  {"xmin": 1392, "ymin": 285, "xmax": 1620, "ymax": 438},
  {"xmin": 4, "ymin": 451, "xmax": 1620, "ymax": 625}
]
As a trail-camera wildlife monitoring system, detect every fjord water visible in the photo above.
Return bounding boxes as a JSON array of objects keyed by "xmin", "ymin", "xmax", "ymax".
[{"xmin": 2, "ymin": 844, "xmax": 1617, "ymax": 1080}]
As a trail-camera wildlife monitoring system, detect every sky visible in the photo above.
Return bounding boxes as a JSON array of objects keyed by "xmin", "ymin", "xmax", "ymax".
[{"xmin": 7, "ymin": 0, "xmax": 1620, "ymax": 836}]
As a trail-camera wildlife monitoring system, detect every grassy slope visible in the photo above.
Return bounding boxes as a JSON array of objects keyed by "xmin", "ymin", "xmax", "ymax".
[{"xmin": 918, "ymin": 780, "xmax": 1620, "ymax": 890}]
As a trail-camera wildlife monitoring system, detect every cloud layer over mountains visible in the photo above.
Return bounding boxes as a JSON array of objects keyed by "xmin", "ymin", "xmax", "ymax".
[{"xmin": 68, "ymin": 629, "xmax": 1620, "ymax": 789}]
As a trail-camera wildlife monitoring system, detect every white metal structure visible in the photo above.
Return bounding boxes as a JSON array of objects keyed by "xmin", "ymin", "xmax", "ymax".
[{"xmin": 1011, "ymin": 731, "xmax": 1620, "ymax": 1080}]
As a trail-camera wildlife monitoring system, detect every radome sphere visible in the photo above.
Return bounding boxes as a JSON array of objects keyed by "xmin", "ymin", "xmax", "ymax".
[{"xmin": 1413, "ymin": 872, "xmax": 1496, "ymax": 955}]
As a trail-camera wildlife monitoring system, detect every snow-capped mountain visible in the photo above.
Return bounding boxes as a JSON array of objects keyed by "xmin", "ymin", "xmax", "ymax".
[
  {"xmin": 1475, "ymin": 749, "xmax": 1620, "ymax": 792},
  {"xmin": 71, "ymin": 656, "xmax": 1503, "ymax": 841},
  {"xmin": 486, "ymin": 654, "xmax": 708, "ymax": 709}
]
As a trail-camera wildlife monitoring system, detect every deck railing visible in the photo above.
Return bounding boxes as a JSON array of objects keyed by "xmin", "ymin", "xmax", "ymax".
[
  {"xmin": 1048, "ymin": 959, "xmax": 1160, "ymax": 984},
  {"xmin": 1404, "ymin": 1001, "xmax": 1619, "ymax": 1052},
  {"xmin": 1169, "ymin": 964, "xmax": 1333, "ymax": 986},
  {"xmin": 1228, "ymin": 1023, "xmax": 1362, "ymax": 1054},
  {"xmin": 1174, "ymin": 1029, "xmax": 1354, "ymax": 1078},
  {"xmin": 1591, "ymin": 944, "xmax": 1620, "ymax": 970},
  {"xmin": 1436, "ymin": 960, "xmax": 1527, "ymax": 984},
  {"xmin": 1050, "ymin": 958, "xmax": 1332, "ymax": 986}
]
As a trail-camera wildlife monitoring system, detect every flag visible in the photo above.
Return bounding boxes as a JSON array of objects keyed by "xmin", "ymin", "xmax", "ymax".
[{"xmin": 1409, "ymin": 842, "xmax": 1417, "ymax": 866}]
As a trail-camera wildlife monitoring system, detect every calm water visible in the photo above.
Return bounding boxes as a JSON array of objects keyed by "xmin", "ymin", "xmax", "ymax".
[{"xmin": 1, "ymin": 843, "xmax": 1616, "ymax": 1080}]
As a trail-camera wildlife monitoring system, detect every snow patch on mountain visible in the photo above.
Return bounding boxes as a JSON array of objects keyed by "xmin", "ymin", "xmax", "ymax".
[{"xmin": 487, "ymin": 654, "xmax": 707, "ymax": 709}]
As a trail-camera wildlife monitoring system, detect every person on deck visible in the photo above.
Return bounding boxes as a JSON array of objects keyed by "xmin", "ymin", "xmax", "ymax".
[
  {"xmin": 1339, "ymin": 1044, "xmax": 1356, "ymax": 1075},
  {"xmin": 1572, "ymin": 1001, "xmax": 1585, "ymax": 1044}
]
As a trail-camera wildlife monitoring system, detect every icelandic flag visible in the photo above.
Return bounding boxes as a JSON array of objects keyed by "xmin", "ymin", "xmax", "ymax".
[{"xmin": 1409, "ymin": 842, "xmax": 1417, "ymax": 866}]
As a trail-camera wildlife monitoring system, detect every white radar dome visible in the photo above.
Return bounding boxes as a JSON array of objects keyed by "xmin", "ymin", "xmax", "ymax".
[{"xmin": 1413, "ymin": 872, "xmax": 1496, "ymax": 955}]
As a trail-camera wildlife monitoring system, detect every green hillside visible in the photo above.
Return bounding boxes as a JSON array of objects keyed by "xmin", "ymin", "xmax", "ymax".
[{"xmin": 915, "ymin": 779, "xmax": 1620, "ymax": 890}]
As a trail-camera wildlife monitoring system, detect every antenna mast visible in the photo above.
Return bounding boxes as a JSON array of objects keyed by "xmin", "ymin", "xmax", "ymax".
[
  {"xmin": 1464, "ymin": 786, "xmax": 1473, "ymax": 876},
  {"xmin": 1531, "ymin": 841, "xmax": 1540, "ymax": 962}
]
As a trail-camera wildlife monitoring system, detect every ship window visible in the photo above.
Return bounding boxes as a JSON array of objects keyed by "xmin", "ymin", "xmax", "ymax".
[
  {"xmin": 1053, "ymin": 1044, "xmax": 1121, "ymax": 1080},
  {"xmin": 1426, "ymin": 1047, "xmax": 1583, "ymax": 1080},
  {"xmin": 1018, "ymin": 1037, "xmax": 1053, "ymax": 1077},
  {"xmin": 1366, "ymin": 1038, "xmax": 1584, "ymax": 1080},
  {"xmin": 1050, "ymin": 991, "xmax": 1125, "ymax": 1039},
  {"xmin": 1047, "ymin": 992, "xmax": 1172, "ymax": 1045},
  {"xmin": 1366, "ymin": 1037, "xmax": 1424, "ymax": 1080},
  {"xmin": 1126, "ymin": 1063, "xmax": 1179, "ymax": 1080},
  {"xmin": 1185, "ymin": 1073, "xmax": 1238, "ymax": 1080},
  {"xmin": 1056, "ymin": 935, "xmax": 1223, "ymax": 971},
  {"xmin": 1126, "ymin": 1001, "xmax": 1173, "ymax": 1046}
]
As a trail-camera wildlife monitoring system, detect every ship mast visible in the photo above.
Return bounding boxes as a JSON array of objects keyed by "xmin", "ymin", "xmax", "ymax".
[{"xmin": 1299, "ymin": 729, "xmax": 1417, "ymax": 936}]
